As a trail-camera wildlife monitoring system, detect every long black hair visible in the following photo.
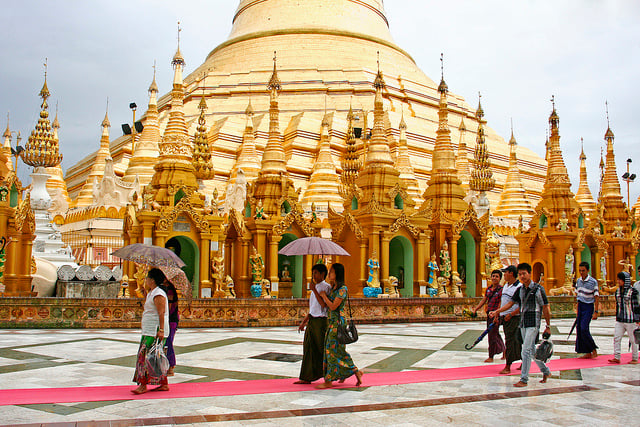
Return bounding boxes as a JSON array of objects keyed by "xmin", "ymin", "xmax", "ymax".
[{"xmin": 331, "ymin": 263, "xmax": 345, "ymax": 289}]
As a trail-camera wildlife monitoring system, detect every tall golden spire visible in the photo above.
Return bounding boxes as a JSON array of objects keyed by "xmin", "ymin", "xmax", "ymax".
[
  {"xmin": 22, "ymin": 60, "xmax": 62, "ymax": 168},
  {"xmin": 494, "ymin": 124, "xmax": 534, "ymax": 219},
  {"xmin": 600, "ymin": 104, "xmax": 624, "ymax": 202},
  {"xmin": 192, "ymin": 83, "xmax": 214, "ymax": 181},
  {"xmin": 354, "ymin": 53, "xmax": 406, "ymax": 209},
  {"xmin": 123, "ymin": 63, "xmax": 161, "ymax": 187},
  {"xmin": 428, "ymin": 53, "xmax": 457, "ymax": 179},
  {"xmin": 542, "ymin": 96, "xmax": 572, "ymax": 196},
  {"xmin": 303, "ymin": 110, "xmax": 342, "ymax": 209},
  {"xmin": 362, "ymin": 52, "xmax": 394, "ymax": 168},
  {"xmin": 259, "ymin": 51, "xmax": 287, "ymax": 175},
  {"xmin": 421, "ymin": 54, "xmax": 466, "ymax": 214},
  {"xmin": 574, "ymin": 138, "xmax": 596, "ymax": 218},
  {"xmin": 75, "ymin": 102, "xmax": 113, "ymax": 207},
  {"xmin": 469, "ymin": 93, "xmax": 495, "ymax": 193},
  {"xmin": 598, "ymin": 102, "xmax": 628, "ymax": 233},
  {"xmin": 455, "ymin": 116, "xmax": 470, "ymax": 191},
  {"xmin": 230, "ymin": 99, "xmax": 261, "ymax": 182},
  {"xmin": 150, "ymin": 25, "xmax": 200, "ymax": 204}
]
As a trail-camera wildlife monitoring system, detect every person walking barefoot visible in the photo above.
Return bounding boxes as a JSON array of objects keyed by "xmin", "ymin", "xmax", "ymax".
[
  {"xmin": 315, "ymin": 263, "xmax": 363, "ymax": 389},
  {"xmin": 473, "ymin": 269, "xmax": 505, "ymax": 363}
]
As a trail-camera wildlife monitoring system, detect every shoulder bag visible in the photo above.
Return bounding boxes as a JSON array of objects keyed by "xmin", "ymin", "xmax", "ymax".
[{"xmin": 336, "ymin": 287, "xmax": 358, "ymax": 345}]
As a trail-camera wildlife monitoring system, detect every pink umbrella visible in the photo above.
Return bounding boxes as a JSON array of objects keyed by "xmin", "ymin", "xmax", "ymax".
[
  {"xmin": 160, "ymin": 266, "xmax": 192, "ymax": 301},
  {"xmin": 111, "ymin": 243, "xmax": 185, "ymax": 268},
  {"xmin": 278, "ymin": 237, "xmax": 350, "ymax": 256}
]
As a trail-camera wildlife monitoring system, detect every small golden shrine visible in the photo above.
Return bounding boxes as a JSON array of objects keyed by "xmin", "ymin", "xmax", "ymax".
[
  {"xmin": 122, "ymin": 42, "xmax": 224, "ymax": 297},
  {"xmin": 225, "ymin": 54, "xmax": 321, "ymax": 298},
  {"xmin": 517, "ymin": 99, "xmax": 599, "ymax": 292}
]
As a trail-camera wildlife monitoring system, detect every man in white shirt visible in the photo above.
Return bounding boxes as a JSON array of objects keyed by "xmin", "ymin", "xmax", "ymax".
[
  {"xmin": 496, "ymin": 265, "xmax": 521, "ymax": 374},
  {"xmin": 295, "ymin": 263, "xmax": 331, "ymax": 384}
]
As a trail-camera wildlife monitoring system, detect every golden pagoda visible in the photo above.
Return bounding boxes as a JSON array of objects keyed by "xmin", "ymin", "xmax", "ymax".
[
  {"xmin": 595, "ymin": 115, "xmax": 634, "ymax": 283},
  {"xmin": 418, "ymin": 67, "xmax": 487, "ymax": 296},
  {"xmin": 64, "ymin": 0, "xmax": 546, "ymax": 213},
  {"xmin": 300, "ymin": 111, "xmax": 342, "ymax": 210},
  {"xmin": 574, "ymin": 138, "xmax": 597, "ymax": 219},
  {"xmin": 329, "ymin": 62, "xmax": 428, "ymax": 296},
  {"xmin": 122, "ymin": 69, "xmax": 161, "ymax": 188},
  {"xmin": 123, "ymin": 39, "xmax": 224, "ymax": 297},
  {"xmin": 494, "ymin": 127, "xmax": 535, "ymax": 220},
  {"xmin": 74, "ymin": 107, "xmax": 112, "ymax": 207},
  {"xmin": 226, "ymin": 53, "xmax": 318, "ymax": 298},
  {"xmin": 517, "ymin": 99, "xmax": 591, "ymax": 291}
]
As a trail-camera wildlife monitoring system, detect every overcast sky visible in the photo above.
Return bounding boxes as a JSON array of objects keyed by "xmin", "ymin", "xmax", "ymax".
[{"xmin": 2, "ymin": 0, "xmax": 639, "ymax": 206}]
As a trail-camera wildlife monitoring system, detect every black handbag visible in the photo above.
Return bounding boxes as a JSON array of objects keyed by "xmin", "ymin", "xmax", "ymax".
[{"xmin": 336, "ymin": 288, "xmax": 358, "ymax": 344}]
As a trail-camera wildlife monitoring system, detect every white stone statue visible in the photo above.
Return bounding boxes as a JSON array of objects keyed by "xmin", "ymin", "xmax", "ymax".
[{"xmin": 224, "ymin": 168, "xmax": 248, "ymax": 214}]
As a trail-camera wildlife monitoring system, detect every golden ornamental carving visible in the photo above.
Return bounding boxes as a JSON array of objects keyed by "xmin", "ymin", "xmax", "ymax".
[
  {"xmin": 387, "ymin": 183, "xmax": 409, "ymax": 204},
  {"xmin": 0, "ymin": 172, "xmax": 23, "ymax": 193},
  {"xmin": 361, "ymin": 194, "xmax": 389, "ymax": 215},
  {"xmin": 227, "ymin": 208, "xmax": 247, "ymax": 237},
  {"xmin": 15, "ymin": 194, "xmax": 35, "ymax": 234},
  {"xmin": 159, "ymin": 141, "xmax": 192, "ymax": 158},
  {"xmin": 389, "ymin": 212, "xmax": 420, "ymax": 238},
  {"xmin": 273, "ymin": 204, "xmax": 314, "ymax": 237},
  {"xmin": 453, "ymin": 205, "xmax": 486, "ymax": 236},
  {"xmin": 413, "ymin": 199, "xmax": 433, "ymax": 220},
  {"xmin": 344, "ymin": 212, "xmax": 364, "ymax": 240},
  {"xmin": 157, "ymin": 196, "xmax": 211, "ymax": 233}
]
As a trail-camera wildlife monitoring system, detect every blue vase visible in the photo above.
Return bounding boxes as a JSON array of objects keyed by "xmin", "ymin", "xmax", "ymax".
[{"xmin": 250, "ymin": 284, "xmax": 262, "ymax": 298}]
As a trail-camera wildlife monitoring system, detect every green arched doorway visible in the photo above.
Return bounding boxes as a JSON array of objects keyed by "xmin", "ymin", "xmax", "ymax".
[
  {"xmin": 458, "ymin": 230, "xmax": 476, "ymax": 297},
  {"xmin": 278, "ymin": 233, "xmax": 303, "ymax": 297},
  {"xmin": 581, "ymin": 244, "xmax": 592, "ymax": 270},
  {"xmin": 389, "ymin": 236, "xmax": 413, "ymax": 297},
  {"xmin": 165, "ymin": 236, "xmax": 199, "ymax": 298}
]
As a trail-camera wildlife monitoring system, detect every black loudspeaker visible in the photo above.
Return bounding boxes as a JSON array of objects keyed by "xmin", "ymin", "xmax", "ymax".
[
  {"xmin": 121, "ymin": 124, "xmax": 132, "ymax": 135},
  {"xmin": 134, "ymin": 121, "xmax": 144, "ymax": 133},
  {"xmin": 354, "ymin": 127, "xmax": 362, "ymax": 138}
]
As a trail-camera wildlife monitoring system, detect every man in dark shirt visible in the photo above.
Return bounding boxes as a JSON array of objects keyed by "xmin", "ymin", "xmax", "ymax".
[{"xmin": 490, "ymin": 262, "xmax": 551, "ymax": 387}]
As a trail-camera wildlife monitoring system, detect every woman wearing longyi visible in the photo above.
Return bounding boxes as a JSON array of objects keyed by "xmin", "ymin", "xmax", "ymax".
[
  {"xmin": 132, "ymin": 268, "xmax": 170, "ymax": 395},
  {"xmin": 313, "ymin": 263, "xmax": 363, "ymax": 389}
]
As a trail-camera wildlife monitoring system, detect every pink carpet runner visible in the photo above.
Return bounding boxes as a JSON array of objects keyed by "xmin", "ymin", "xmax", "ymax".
[{"xmin": 0, "ymin": 354, "xmax": 633, "ymax": 406}]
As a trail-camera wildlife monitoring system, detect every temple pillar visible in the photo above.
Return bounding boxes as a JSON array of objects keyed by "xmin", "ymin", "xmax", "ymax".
[
  {"xmin": 478, "ymin": 238, "xmax": 486, "ymax": 296},
  {"xmin": 593, "ymin": 248, "xmax": 601, "ymax": 281},
  {"xmin": 416, "ymin": 233, "xmax": 426, "ymax": 295},
  {"xmin": 381, "ymin": 232, "xmax": 391, "ymax": 289},
  {"xmin": 546, "ymin": 249, "xmax": 556, "ymax": 290},
  {"xmin": 200, "ymin": 236, "xmax": 212, "ymax": 294},
  {"xmin": 240, "ymin": 239, "xmax": 250, "ymax": 297},
  {"xmin": 631, "ymin": 247, "xmax": 638, "ymax": 281},
  {"xmin": 269, "ymin": 235, "xmax": 279, "ymax": 292},
  {"xmin": 358, "ymin": 242, "xmax": 367, "ymax": 296},
  {"xmin": 305, "ymin": 254, "xmax": 313, "ymax": 296},
  {"xmin": 451, "ymin": 234, "xmax": 459, "ymax": 278},
  {"xmin": 574, "ymin": 245, "xmax": 582, "ymax": 269}
]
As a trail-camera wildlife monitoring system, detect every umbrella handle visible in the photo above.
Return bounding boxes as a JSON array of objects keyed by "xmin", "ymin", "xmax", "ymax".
[{"xmin": 464, "ymin": 343, "xmax": 475, "ymax": 350}]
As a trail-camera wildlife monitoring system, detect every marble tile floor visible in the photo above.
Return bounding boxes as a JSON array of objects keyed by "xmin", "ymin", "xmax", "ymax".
[{"xmin": 1, "ymin": 318, "xmax": 639, "ymax": 426}]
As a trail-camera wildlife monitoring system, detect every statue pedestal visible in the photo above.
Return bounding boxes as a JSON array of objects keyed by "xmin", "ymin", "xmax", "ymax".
[{"xmin": 278, "ymin": 278, "xmax": 293, "ymax": 298}]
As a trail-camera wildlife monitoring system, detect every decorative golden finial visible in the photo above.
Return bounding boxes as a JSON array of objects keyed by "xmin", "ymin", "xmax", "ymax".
[
  {"xmin": 475, "ymin": 92, "xmax": 484, "ymax": 120},
  {"xmin": 149, "ymin": 60, "xmax": 159, "ymax": 93},
  {"xmin": 172, "ymin": 22, "xmax": 185, "ymax": 67},
  {"xmin": 102, "ymin": 98, "xmax": 110, "ymax": 128},
  {"xmin": 438, "ymin": 53, "xmax": 448, "ymax": 93},
  {"xmin": 580, "ymin": 137, "xmax": 585, "ymax": 159},
  {"xmin": 22, "ymin": 64, "xmax": 62, "ymax": 168},
  {"xmin": 268, "ymin": 51, "xmax": 281, "ymax": 91},
  {"xmin": 373, "ymin": 51, "xmax": 385, "ymax": 89},
  {"xmin": 605, "ymin": 100, "xmax": 610, "ymax": 127}
]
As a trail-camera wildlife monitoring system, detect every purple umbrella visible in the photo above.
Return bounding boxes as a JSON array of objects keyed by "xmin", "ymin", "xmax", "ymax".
[
  {"xmin": 278, "ymin": 237, "xmax": 350, "ymax": 256},
  {"xmin": 111, "ymin": 243, "xmax": 186, "ymax": 268}
]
